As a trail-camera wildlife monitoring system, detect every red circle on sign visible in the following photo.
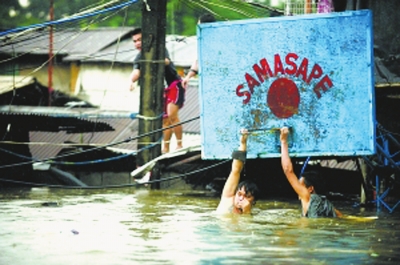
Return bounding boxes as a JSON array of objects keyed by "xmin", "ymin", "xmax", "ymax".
[{"xmin": 267, "ymin": 78, "xmax": 300, "ymax": 119}]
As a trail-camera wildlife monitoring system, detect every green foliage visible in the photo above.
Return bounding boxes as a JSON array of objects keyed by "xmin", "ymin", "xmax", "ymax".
[{"xmin": 0, "ymin": 0, "xmax": 280, "ymax": 35}]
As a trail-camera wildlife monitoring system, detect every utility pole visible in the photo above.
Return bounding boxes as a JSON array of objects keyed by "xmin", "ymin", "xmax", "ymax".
[{"xmin": 137, "ymin": 0, "xmax": 167, "ymax": 188}]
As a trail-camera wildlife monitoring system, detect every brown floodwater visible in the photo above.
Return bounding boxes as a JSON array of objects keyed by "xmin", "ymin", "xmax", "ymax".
[{"xmin": 0, "ymin": 187, "xmax": 399, "ymax": 265}]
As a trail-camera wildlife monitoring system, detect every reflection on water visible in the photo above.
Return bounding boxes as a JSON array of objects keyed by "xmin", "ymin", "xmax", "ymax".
[{"xmin": 0, "ymin": 187, "xmax": 399, "ymax": 265}]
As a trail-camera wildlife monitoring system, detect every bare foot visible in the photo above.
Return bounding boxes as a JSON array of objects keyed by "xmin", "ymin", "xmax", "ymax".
[
  {"xmin": 176, "ymin": 145, "xmax": 183, "ymax": 150},
  {"xmin": 162, "ymin": 148, "xmax": 169, "ymax": 154},
  {"xmin": 176, "ymin": 140, "xmax": 183, "ymax": 150}
]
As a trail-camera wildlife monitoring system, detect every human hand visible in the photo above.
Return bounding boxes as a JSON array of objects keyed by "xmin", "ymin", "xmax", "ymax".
[
  {"xmin": 240, "ymin": 128, "xmax": 249, "ymax": 145},
  {"xmin": 181, "ymin": 78, "xmax": 189, "ymax": 88},
  {"xmin": 280, "ymin": 127, "xmax": 289, "ymax": 143}
]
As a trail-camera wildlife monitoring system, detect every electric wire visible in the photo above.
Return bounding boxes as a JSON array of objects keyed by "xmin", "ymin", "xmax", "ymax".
[
  {"xmin": 96, "ymin": 6, "xmax": 130, "ymax": 115},
  {"xmin": 0, "ymin": 0, "xmax": 285, "ymax": 189},
  {"xmin": 0, "ymin": 138, "xmax": 159, "ymax": 166},
  {"xmin": 1, "ymin": 9, "xmax": 135, "ymax": 93},
  {"xmin": 0, "ymin": 116, "xmax": 199, "ymax": 169},
  {"xmin": 0, "ymin": 0, "xmax": 139, "ymax": 37},
  {"xmin": 0, "ymin": 157, "xmax": 230, "ymax": 189}
]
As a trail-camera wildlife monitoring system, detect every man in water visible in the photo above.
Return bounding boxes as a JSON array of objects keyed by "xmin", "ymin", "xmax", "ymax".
[
  {"xmin": 216, "ymin": 129, "xmax": 260, "ymax": 214},
  {"xmin": 280, "ymin": 126, "xmax": 342, "ymax": 217}
]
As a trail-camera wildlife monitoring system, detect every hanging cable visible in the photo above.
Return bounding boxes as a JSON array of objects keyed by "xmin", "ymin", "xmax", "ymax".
[
  {"xmin": 0, "ymin": 158, "xmax": 230, "ymax": 189},
  {"xmin": 0, "ymin": 137, "xmax": 161, "ymax": 166},
  {"xmin": 0, "ymin": 116, "xmax": 199, "ymax": 169},
  {"xmin": 0, "ymin": 0, "xmax": 139, "ymax": 37}
]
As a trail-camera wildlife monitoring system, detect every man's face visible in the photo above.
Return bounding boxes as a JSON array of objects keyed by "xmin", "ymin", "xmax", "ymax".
[
  {"xmin": 132, "ymin": 33, "xmax": 142, "ymax": 50},
  {"xmin": 233, "ymin": 186, "xmax": 255, "ymax": 214}
]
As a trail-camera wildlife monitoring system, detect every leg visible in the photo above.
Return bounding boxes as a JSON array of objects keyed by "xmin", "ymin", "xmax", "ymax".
[
  {"xmin": 162, "ymin": 117, "xmax": 172, "ymax": 153},
  {"xmin": 166, "ymin": 102, "xmax": 183, "ymax": 150}
]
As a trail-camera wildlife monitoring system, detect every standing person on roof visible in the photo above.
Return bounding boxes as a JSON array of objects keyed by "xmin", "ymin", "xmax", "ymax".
[
  {"xmin": 216, "ymin": 128, "xmax": 260, "ymax": 214},
  {"xmin": 280, "ymin": 126, "xmax": 343, "ymax": 218},
  {"xmin": 129, "ymin": 28, "xmax": 185, "ymax": 153},
  {"xmin": 181, "ymin": 13, "xmax": 216, "ymax": 88}
]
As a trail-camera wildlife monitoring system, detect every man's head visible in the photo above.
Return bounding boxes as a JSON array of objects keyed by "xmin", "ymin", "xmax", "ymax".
[
  {"xmin": 300, "ymin": 170, "xmax": 325, "ymax": 194},
  {"xmin": 198, "ymin": 13, "xmax": 216, "ymax": 24},
  {"xmin": 233, "ymin": 180, "xmax": 259, "ymax": 214},
  {"xmin": 131, "ymin": 28, "xmax": 142, "ymax": 51}
]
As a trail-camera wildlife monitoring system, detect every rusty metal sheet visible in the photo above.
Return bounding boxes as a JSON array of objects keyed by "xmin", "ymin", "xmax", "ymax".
[{"xmin": 198, "ymin": 10, "xmax": 375, "ymax": 159}]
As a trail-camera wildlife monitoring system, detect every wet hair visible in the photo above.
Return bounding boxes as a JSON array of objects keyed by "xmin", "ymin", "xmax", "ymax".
[
  {"xmin": 302, "ymin": 170, "xmax": 325, "ymax": 194},
  {"xmin": 237, "ymin": 180, "xmax": 260, "ymax": 203},
  {"xmin": 199, "ymin": 13, "xmax": 216, "ymax": 24},
  {"xmin": 131, "ymin": 27, "xmax": 142, "ymax": 36}
]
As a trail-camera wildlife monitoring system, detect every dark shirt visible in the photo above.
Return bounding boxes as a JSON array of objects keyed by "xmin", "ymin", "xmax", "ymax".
[
  {"xmin": 304, "ymin": 194, "xmax": 337, "ymax": 218},
  {"xmin": 133, "ymin": 49, "xmax": 181, "ymax": 86}
]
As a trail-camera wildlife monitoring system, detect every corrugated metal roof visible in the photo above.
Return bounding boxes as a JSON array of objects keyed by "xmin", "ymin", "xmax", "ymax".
[
  {"xmin": 64, "ymin": 37, "xmax": 137, "ymax": 63},
  {"xmin": 0, "ymin": 27, "xmax": 133, "ymax": 57},
  {"xmin": 27, "ymin": 83, "xmax": 201, "ymax": 160},
  {"xmin": 320, "ymin": 159, "xmax": 358, "ymax": 171},
  {"xmin": 28, "ymin": 82, "xmax": 201, "ymax": 160},
  {"xmin": 0, "ymin": 105, "xmax": 138, "ymax": 119},
  {"xmin": 29, "ymin": 118, "xmax": 138, "ymax": 160},
  {"xmin": 1, "ymin": 112, "xmax": 114, "ymax": 133},
  {"xmin": 179, "ymin": 82, "xmax": 200, "ymax": 134},
  {"xmin": 1, "ymin": 27, "xmax": 202, "ymax": 160},
  {"xmin": 0, "ymin": 27, "xmax": 197, "ymax": 68},
  {"xmin": 67, "ymin": 34, "xmax": 197, "ymax": 67}
]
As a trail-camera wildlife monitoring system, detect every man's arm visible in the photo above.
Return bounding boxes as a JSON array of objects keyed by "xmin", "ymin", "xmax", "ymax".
[
  {"xmin": 280, "ymin": 127, "xmax": 309, "ymax": 201},
  {"xmin": 129, "ymin": 69, "xmax": 140, "ymax": 91},
  {"xmin": 182, "ymin": 60, "xmax": 198, "ymax": 88},
  {"xmin": 129, "ymin": 53, "xmax": 141, "ymax": 91},
  {"xmin": 220, "ymin": 129, "xmax": 248, "ymax": 199}
]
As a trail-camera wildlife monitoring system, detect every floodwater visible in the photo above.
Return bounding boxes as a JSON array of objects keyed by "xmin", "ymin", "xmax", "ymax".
[{"xmin": 0, "ymin": 187, "xmax": 399, "ymax": 265}]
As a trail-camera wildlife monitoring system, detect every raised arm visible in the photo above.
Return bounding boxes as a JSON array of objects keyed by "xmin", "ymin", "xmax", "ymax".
[
  {"xmin": 280, "ymin": 127, "xmax": 310, "ymax": 201},
  {"xmin": 220, "ymin": 129, "xmax": 248, "ymax": 198}
]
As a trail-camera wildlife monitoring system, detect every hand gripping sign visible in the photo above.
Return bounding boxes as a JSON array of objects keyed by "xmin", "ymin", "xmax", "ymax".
[{"xmin": 198, "ymin": 10, "xmax": 375, "ymax": 159}]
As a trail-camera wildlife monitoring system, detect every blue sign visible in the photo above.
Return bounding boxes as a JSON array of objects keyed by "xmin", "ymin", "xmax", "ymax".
[{"xmin": 198, "ymin": 10, "xmax": 375, "ymax": 159}]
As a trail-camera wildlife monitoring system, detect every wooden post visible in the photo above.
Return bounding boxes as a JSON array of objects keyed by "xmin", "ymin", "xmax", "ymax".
[
  {"xmin": 356, "ymin": 157, "xmax": 370, "ymax": 205},
  {"xmin": 137, "ymin": 0, "xmax": 167, "ymax": 188}
]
